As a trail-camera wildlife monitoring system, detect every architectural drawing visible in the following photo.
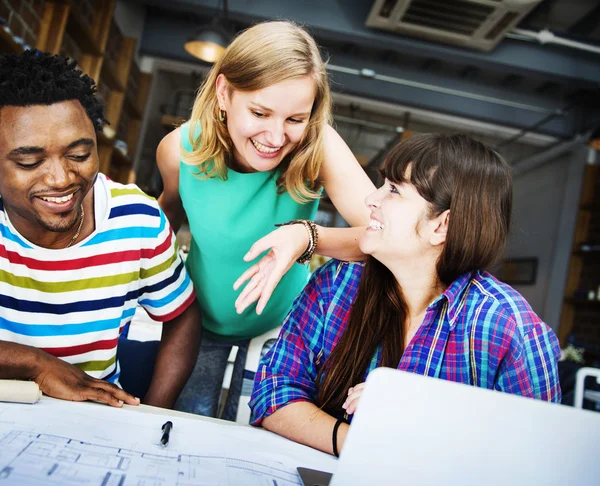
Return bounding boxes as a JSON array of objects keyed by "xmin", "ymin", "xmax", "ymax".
[
  {"xmin": 0, "ymin": 429, "xmax": 300, "ymax": 485},
  {"xmin": 0, "ymin": 400, "xmax": 334, "ymax": 486}
]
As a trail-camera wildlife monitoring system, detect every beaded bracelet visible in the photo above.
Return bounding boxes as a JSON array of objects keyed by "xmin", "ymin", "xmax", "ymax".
[{"xmin": 274, "ymin": 219, "xmax": 319, "ymax": 265}]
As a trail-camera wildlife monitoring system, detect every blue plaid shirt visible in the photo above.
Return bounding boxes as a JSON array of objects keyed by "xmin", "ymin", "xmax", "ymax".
[{"xmin": 250, "ymin": 260, "xmax": 561, "ymax": 425}]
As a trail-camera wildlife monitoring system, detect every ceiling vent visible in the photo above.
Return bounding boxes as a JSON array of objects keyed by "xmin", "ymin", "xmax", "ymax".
[{"xmin": 365, "ymin": 0, "xmax": 543, "ymax": 51}]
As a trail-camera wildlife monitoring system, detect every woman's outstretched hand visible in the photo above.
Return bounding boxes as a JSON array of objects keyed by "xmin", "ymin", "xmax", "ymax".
[{"xmin": 233, "ymin": 224, "xmax": 310, "ymax": 315}]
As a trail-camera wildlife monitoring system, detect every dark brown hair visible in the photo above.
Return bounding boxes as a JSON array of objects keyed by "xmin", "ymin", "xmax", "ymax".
[{"xmin": 316, "ymin": 133, "xmax": 512, "ymax": 415}]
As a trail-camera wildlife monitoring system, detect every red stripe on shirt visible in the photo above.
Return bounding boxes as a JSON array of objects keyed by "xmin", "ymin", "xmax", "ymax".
[
  {"xmin": 42, "ymin": 337, "xmax": 119, "ymax": 358},
  {"xmin": 0, "ymin": 231, "xmax": 173, "ymax": 271},
  {"xmin": 146, "ymin": 291, "xmax": 196, "ymax": 322}
]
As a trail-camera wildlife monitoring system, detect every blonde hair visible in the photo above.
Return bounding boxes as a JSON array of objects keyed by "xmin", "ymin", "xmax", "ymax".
[{"xmin": 183, "ymin": 20, "xmax": 332, "ymax": 203}]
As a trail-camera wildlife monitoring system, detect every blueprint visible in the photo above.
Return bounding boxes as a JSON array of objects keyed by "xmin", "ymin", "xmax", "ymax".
[{"xmin": 0, "ymin": 399, "xmax": 336, "ymax": 485}]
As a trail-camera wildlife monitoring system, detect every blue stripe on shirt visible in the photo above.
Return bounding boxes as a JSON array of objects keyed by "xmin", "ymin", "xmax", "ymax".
[
  {"xmin": 0, "ymin": 307, "xmax": 136, "ymax": 336},
  {"xmin": 0, "ymin": 223, "xmax": 32, "ymax": 249},
  {"xmin": 109, "ymin": 204, "xmax": 160, "ymax": 219},
  {"xmin": 139, "ymin": 259, "xmax": 185, "ymax": 296},
  {"xmin": 83, "ymin": 225, "xmax": 165, "ymax": 247},
  {"xmin": 84, "ymin": 213, "xmax": 167, "ymax": 247},
  {"xmin": 139, "ymin": 272, "xmax": 192, "ymax": 308},
  {"xmin": 0, "ymin": 289, "xmax": 140, "ymax": 314}
]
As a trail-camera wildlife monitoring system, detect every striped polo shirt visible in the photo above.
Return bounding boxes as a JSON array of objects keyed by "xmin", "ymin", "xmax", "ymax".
[{"xmin": 0, "ymin": 173, "xmax": 195, "ymax": 383}]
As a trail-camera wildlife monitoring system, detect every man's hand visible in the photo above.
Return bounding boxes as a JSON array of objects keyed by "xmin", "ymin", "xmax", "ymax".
[
  {"xmin": 342, "ymin": 382, "xmax": 366, "ymax": 415},
  {"xmin": 33, "ymin": 353, "xmax": 139, "ymax": 408}
]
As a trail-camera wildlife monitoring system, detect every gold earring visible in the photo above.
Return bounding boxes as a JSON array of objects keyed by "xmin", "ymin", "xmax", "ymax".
[{"xmin": 218, "ymin": 109, "xmax": 226, "ymax": 122}]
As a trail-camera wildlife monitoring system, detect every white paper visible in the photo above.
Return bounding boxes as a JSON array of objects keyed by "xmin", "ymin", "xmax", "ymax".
[{"xmin": 0, "ymin": 399, "xmax": 336, "ymax": 485}]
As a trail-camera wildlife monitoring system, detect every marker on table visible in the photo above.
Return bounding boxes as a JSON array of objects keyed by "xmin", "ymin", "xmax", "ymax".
[{"xmin": 160, "ymin": 421, "xmax": 173, "ymax": 447}]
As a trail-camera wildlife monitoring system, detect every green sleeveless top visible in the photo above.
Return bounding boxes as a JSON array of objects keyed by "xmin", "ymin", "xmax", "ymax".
[{"xmin": 179, "ymin": 122, "xmax": 319, "ymax": 340}]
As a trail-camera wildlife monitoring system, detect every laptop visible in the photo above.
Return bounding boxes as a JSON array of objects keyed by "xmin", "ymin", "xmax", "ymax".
[{"xmin": 299, "ymin": 367, "xmax": 600, "ymax": 486}]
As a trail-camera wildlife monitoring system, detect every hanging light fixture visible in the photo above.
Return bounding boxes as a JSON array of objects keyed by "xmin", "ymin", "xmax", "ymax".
[{"xmin": 184, "ymin": 0, "xmax": 231, "ymax": 63}]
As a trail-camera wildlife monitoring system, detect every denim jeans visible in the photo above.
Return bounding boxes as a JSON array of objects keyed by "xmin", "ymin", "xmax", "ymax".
[{"xmin": 174, "ymin": 335, "xmax": 250, "ymax": 421}]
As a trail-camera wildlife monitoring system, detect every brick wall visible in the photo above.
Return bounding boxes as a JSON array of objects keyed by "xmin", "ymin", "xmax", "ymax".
[
  {"xmin": 0, "ymin": 0, "xmax": 45, "ymax": 51},
  {"xmin": 70, "ymin": 0, "xmax": 96, "ymax": 29},
  {"xmin": 60, "ymin": 31, "xmax": 82, "ymax": 63},
  {"xmin": 103, "ymin": 18, "xmax": 123, "ymax": 76}
]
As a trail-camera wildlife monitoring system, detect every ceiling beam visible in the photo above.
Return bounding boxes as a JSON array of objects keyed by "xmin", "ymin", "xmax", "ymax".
[
  {"xmin": 135, "ymin": 1, "xmax": 598, "ymax": 138},
  {"xmin": 132, "ymin": 0, "xmax": 600, "ymax": 85},
  {"xmin": 138, "ymin": 9, "xmax": 585, "ymax": 137}
]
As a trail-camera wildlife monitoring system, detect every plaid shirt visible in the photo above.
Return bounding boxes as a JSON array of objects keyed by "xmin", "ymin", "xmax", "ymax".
[{"xmin": 250, "ymin": 260, "xmax": 561, "ymax": 425}]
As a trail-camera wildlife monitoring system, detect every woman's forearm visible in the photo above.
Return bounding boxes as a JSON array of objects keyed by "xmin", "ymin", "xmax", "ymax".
[
  {"xmin": 261, "ymin": 401, "xmax": 349, "ymax": 455},
  {"xmin": 315, "ymin": 225, "xmax": 366, "ymax": 262}
]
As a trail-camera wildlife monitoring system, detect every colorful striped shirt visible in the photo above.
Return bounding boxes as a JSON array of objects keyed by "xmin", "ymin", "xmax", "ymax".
[
  {"xmin": 250, "ymin": 260, "xmax": 561, "ymax": 424},
  {"xmin": 0, "ymin": 174, "xmax": 195, "ymax": 384}
]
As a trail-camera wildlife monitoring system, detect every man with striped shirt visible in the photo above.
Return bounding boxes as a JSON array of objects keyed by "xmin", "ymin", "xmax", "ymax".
[{"xmin": 0, "ymin": 51, "xmax": 201, "ymax": 409}]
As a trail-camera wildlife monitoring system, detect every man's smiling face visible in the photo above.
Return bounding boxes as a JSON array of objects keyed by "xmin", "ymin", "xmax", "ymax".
[{"xmin": 0, "ymin": 100, "xmax": 98, "ymax": 240}]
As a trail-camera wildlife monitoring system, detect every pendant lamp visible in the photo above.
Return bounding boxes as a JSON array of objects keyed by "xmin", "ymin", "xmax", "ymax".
[{"xmin": 184, "ymin": 0, "xmax": 231, "ymax": 63}]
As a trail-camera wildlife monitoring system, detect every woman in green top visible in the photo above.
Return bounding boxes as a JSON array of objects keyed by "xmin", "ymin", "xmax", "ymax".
[{"xmin": 157, "ymin": 20, "xmax": 375, "ymax": 419}]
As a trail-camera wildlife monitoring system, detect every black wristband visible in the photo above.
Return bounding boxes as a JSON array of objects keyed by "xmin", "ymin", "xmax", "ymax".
[{"xmin": 332, "ymin": 417, "xmax": 344, "ymax": 458}]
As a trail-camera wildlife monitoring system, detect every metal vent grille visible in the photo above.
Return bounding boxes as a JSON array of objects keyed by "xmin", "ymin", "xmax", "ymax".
[{"xmin": 366, "ymin": 0, "xmax": 543, "ymax": 51}]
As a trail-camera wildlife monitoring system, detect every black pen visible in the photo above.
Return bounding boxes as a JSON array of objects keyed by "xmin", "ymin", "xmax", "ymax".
[{"xmin": 160, "ymin": 421, "xmax": 173, "ymax": 447}]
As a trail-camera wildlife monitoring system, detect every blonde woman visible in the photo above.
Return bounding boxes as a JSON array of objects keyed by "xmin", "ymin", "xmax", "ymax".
[{"xmin": 157, "ymin": 21, "xmax": 375, "ymax": 419}]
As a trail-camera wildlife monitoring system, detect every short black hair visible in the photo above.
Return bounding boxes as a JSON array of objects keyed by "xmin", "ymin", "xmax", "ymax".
[{"xmin": 0, "ymin": 50, "xmax": 105, "ymax": 131}]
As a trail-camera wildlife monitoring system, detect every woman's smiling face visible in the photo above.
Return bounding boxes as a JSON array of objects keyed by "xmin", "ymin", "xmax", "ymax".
[
  {"xmin": 216, "ymin": 74, "xmax": 316, "ymax": 173},
  {"xmin": 360, "ymin": 169, "xmax": 438, "ymax": 267}
]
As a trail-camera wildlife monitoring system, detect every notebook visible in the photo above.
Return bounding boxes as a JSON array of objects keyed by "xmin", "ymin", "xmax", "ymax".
[{"xmin": 299, "ymin": 367, "xmax": 600, "ymax": 486}]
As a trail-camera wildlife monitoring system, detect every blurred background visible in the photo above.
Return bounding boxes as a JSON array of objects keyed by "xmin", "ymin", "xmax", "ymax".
[{"xmin": 2, "ymin": 0, "xmax": 599, "ymax": 398}]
